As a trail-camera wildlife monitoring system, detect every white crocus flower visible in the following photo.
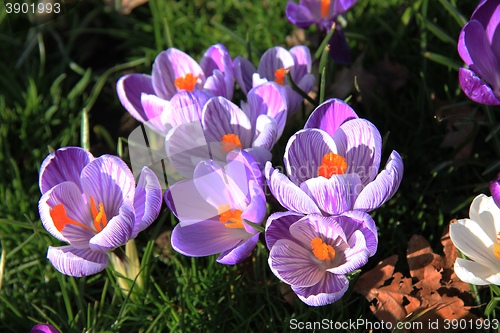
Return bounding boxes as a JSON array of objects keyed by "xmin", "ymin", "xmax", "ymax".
[{"xmin": 450, "ymin": 194, "xmax": 500, "ymax": 285}]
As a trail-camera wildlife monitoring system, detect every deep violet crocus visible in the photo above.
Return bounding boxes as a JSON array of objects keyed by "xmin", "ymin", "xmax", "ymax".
[
  {"xmin": 164, "ymin": 150, "xmax": 266, "ymax": 264},
  {"xmin": 285, "ymin": 0, "xmax": 359, "ymax": 64},
  {"xmin": 165, "ymin": 82, "xmax": 287, "ymax": 178},
  {"xmin": 31, "ymin": 324, "xmax": 60, "ymax": 333},
  {"xmin": 265, "ymin": 98, "xmax": 403, "ymax": 217},
  {"xmin": 117, "ymin": 44, "xmax": 234, "ymax": 131},
  {"xmin": 458, "ymin": 0, "xmax": 500, "ymax": 105},
  {"xmin": 266, "ymin": 210, "xmax": 376, "ymax": 306},
  {"xmin": 38, "ymin": 147, "xmax": 162, "ymax": 277},
  {"xmin": 233, "ymin": 46, "xmax": 315, "ymax": 115}
]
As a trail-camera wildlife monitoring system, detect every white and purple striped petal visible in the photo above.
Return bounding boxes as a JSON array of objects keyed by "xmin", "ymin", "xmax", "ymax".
[
  {"xmin": 117, "ymin": 74, "xmax": 156, "ymax": 123},
  {"xmin": 47, "ymin": 245, "xmax": 109, "ymax": 277},
  {"xmin": 131, "ymin": 167, "xmax": 162, "ymax": 238}
]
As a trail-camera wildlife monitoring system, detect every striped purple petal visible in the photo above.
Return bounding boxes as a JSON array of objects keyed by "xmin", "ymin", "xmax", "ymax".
[
  {"xmin": 333, "ymin": 118, "xmax": 381, "ymax": 186},
  {"xmin": 459, "ymin": 67, "xmax": 500, "ymax": 105},
  {"xmin": 47, "ymin": 245, "xmax": 109, "ymax": 277},
  {"xmin": 233, "ymin": 56, "xmax": 257, "ymax": 95},
  {"xmin": 246, "ymin": 82, "xmax": 287, "ymax": 138},
  {"xmin": 200, "ymin": 44, "xmax": 234, "ymax": 99},
  {"xmin": 269, "ymin": 238, "xmax": 325, "ymax": 287},
  {"xmin": 140, "ymin": 93, "xmax": 171, "ymax": 135},
  {"xmin": 304, "ymin": 98, "xmax": 358, "ymax": 136},
  {"xmin": 265, "ymin": 162, "xmax": 321, "ymax": 215},
  {"xmin": 286, "ymin": 1, "xmax": 317, "ymax": 28},
  {"xmin": 265, "ymin": 211, "xmax": 304, "ymax": 250},
  {"xmin": 338, "ymin": 210, "xmax": 378, "ymax": 256},
  {"xmin": 327, "ymin": 230, "xmax": 369, "ymax": 275},
  {"xmin": 217, "ymin": 233, "xmax": 260, "ymax": 264},
  {"xmin": 131, "ymin": 167, "xmax": 162, "ymax": 238},
  {"xmin": 257, "ymin": 47, "xmax": 295, "ymax": 81},
  {"xmin": 354, "ymin": 150, "xmax": 403, "ymax": 212},
  {"xmin": 39, "ymin": 147, "xmax": 94, "ymax": 194},
  {"xmin": 116, "ymin": 74, "xmax": 155, "ymax": 123},
  {"xmin": 292, "ymin": 273, "xmax": 349, "ymax": 306}
]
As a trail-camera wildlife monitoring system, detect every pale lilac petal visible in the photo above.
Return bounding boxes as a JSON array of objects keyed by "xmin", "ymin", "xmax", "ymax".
[
  {"xmin": 152, "ymin": 49, "xmax": 205, "ymax": 100},
  {"xmin": 257, "ymin": 47, "xmax": 295, "ymax": 81},
  {"xmin": 244, "ymin": 147, "xmax": 273, "ymax": 172},
  {"xmin": 171, "ymin": 218, "xmax": 250, "ymax": 257},
  {"xmin": 164, "ymin": 180, "xmax": 218, "ymax": 225},
  {"xmin": 117, "ymin": 74, "xmax": 155, "ymax": 123},
  {"xmin": 89, "ymin": 199, "xmax": 135, "ymax": 252},
  {"xmin": 338, "ymin": 210, "xmax": 378, "ymax": 256},
  {"xmin": 269, "ymin": 239, "xmax": 325, "ymax": 287},
  {"xmin": 240, "ymin": 180, "xmax": 266, "ymax": 231},
  {"xmin": 464, "ymin": 20, "xmax": 500, "ymax": 91},
  {"xmin": 141, "ymin": 93, "xmax": 171, "ymax": 135},
  {"xmin": 301, "ymin": 173, "xmax": 362, "ymax": 215},
  {"xmin": 200, "ymin": 44, "xmax": 234, "ymax": 99},
  {"xmin": 165, "ymin": 121, "xmax": 211, "ymax": 178},
  {"xmin": 459, "ymin": 67, "xmax": 500, "ymax": 105},
  {"xmin": 39, "ymin": 181, "xmax": 93, "ymax": 243},
  {"xmin": 290, "ymin": 45, "xmax": 312, "ymax": 81},
  {"xmin": 246, "ymin": 82, "xmax": 287, "ymax": 138},
  {"xmin": 252, "ymin": 73, "xmax": 269, "ymax": 87},
  {"xmin": 233, "ymin": 56, "xmax": 256, "ymax": 95},
  {"xmin": 131, "ymin": 167, "xmax": 162, "ymax": 238},
  {"xmin": 354, "ymin": 150, "xmax": 404, "ymax": 212},
  {"xmin": 286, "ymin": 1, "xmax": 317, "ymax": 29},
  {"xmin": 304, "ymin": 98, "xmax": 358, "ymax": 135},
  {"xmin": 253, "ymin": 115, "xmax": 278, "ymax": 151},
  {"xmin": 39, "ymin": 147, "xmax": 94, "ymax": 193},
  {"xmin": 217, "ymin": 233, "xmax": 260, "ymax": 264},
  {"xmin": 292, "ymin": 274, "xmax": 349, "ymax": 306},
  {"xmin": 47, "ymin": 245, "xmax": 109, "ymax": 277},
  {"xmin": 265, "ymin": 211, "xmax": 304, "ymax": 250},
  {"xmin": 284, "ymin": 129, "xmax": 338, "ymax": 185},
  {"xmin": 80, "ymin": 156, "xmax": 136, "ymax": 217},
  {"xmin": 60, "ymin": 224, "xmax": 95, "ymax": 249},
  {"xmin": 327, "ymin": 230, "xmax": 369, "ymax": 275},
  {"xmin": 328, "ymin": 27, "xmax": 352, "ymax": 65},
  {"xmin": 161, "ymin": 90, "xmax": 209, "ymax": 129},
  {"xmin": 31, "ymin": 324, "xmax": 61, "ymax": 333},
  {"xmin": 283, "ymin": 85, "xmax": 304, "ymax": 115},
  {"xmin": 334, "ymin": 119, "xmax": 382, "ymax": 186},
  {"xmin": 226, "ymin": 149, "xmax": 264, "ymax": 189},
  {"xmin": 265, "ymin": 162, "xmax": 321, "ymax": 215},
  {"xmin": 202, "ymin": 96, "xmax": 253, "ymax": 148}
]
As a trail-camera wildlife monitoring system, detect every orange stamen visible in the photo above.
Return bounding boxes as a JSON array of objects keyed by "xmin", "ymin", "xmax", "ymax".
[
  {"xmin": 273, "ymin": 68, "xmax": 286, "ymax": 86},
  {"xmin": 321, "ymin": 0, "xmax": 330, "ymax": 17},
  {"xmin": 174, "ymin": 73, "xmax": 199, "ymax": 92},
  {"xmin": 317, "ymin": 152, "xmax": 347, "ymax": 178},
  {"xmin": 90, "ymin": 196, "xmax": 108, "ymax": 232},
  {"xmin": 311, "ymin": 237, "xmax": 335, "ymax": 261},
  {"xmin": 218, "ymin": 204, "xmax": 245, "ymax": 228},
  {"xmin": 220, "ymin": 134, "xmax": 243, "ymax": 153},
  {"xmin": 50, "ymin": 204, "xmax": 95, "ymax": 233}
]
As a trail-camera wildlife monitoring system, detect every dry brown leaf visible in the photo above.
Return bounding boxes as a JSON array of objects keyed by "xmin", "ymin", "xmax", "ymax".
[{"xmin": 354, "ymin": 227, "xmax": 480, "ymax": 332}]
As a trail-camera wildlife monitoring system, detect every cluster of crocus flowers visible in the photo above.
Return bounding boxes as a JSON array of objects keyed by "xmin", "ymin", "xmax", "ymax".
[
  {"xmin": 233, "ymin": 46, "xmax": 315, "ymax": 114},
  {"xmin": 264, "ymin": 99, "xmax": 403, "ymax": 305},
  {"xmin": 117, "ymin": 44, "xmax": 234, "ymax": 130},
  {"xmin": 458, "ymin": 0, "xmax": 500, "ymax": 105},
  {"xmin": 38, "ymin": 147, "xmax": 162, "ymax": 277},
  {"xmin": 285, "ymin": 0, "xmax": 359, "ymax": 64},
  {"xmin": 164, "ymin": 150, "xmax": 266, "ymax": 264}
]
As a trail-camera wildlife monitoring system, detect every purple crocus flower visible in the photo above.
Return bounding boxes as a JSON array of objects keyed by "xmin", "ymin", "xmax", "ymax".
[
  {"xmin": 164, "ymin": 150, "xmax": 266, "ymax": 264},
  {"xmin": 458, "ymin": 0, "xmax": 500, "ymax": 105},
  {"xmin": 165, "ymin": 82, "xmax": 287, "ymax": 177},
  {"xmin": 31, "ymin": 324, "xmax": 60, "ymax": 333},
  {"xmin": 38, "ymin": 147, "xmax": 162, "ymax": 277},
  {"xmin": 266, "ymin": 210, "xmax": 376, "ymax": 306},
  {"xmin": 233, "ymin": 46, "xmax": 315, "ymax": 115},
  {"xmin": 265, "ymin": 98, "xmax": 403, "ymax": 216},
  {"xmin": 490, "ymin": 172, "xmax": 500, "ymax": 207},
  {"xmin": 117, "ymin": 44, "xmax": 234, "ymax": 128},
  {"xmin": 285, "ymin": 0, "xmax": 359, "ymax": 64}
]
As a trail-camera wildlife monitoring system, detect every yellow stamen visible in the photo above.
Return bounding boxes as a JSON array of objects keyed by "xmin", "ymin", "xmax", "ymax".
[
  {"xmin": 220, "ymin": 134, "xmax": 243, "ymax": 153},
  {"xmin": 494, "ymin": 243, "xmax": 500, "ymax": 261},
  {"xmin": 90, "ymin": 196, "xmax": 108, "ymax": 232},
  {"xmin": 273, "ymin": 68, "xmax": 286, "ymax": 86},
  {"xmin": 174, "ymin": 73, "xmax": 199, "ymax": 91},
  {"xmin": 317, "ymin": 152, "xmax": 348, "ymax": 178},
  {"xmin": 50, "ymin": 204, "xmax": 95, "ymax": 233},
  {"xmin": 218, "ymin": 204, "xmax": 245, "ymax": 228},
  {"xmin": 321, "ymin": 0, "xmax": 330, "ymax": 17},
  {"xmin": 311, "ymin": 237, "xmax": 335, "ymax": 261}
]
